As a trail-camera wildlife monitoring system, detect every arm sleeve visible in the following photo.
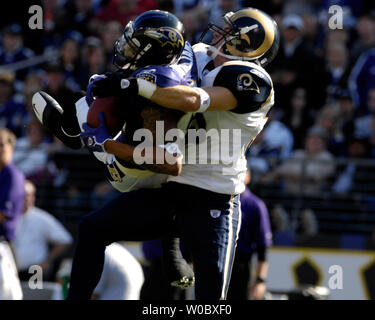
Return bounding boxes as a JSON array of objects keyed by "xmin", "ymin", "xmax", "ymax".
[
  {"xmin": 0, "ymin": 180, "xmax": 12, "ymax": 217},
  {"xmin": 256, "ymin": 200, "xmax": 273, "ymax": 249},
  {"xmin": 0, "ymin": 170, "xmax": 23, "ymax": 219},
  {"xmin": 134, "ymin": 65, "xmax": 182, "ymax": 88},
  {"xmin": 213, "ymin": 63, "xmax": 273, "ymax": 114}
]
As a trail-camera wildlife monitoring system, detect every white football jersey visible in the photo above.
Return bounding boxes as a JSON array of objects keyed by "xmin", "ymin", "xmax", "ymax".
[{"xmin": 168, "ymin": 43, "xmax": 274, "ymax": 195}]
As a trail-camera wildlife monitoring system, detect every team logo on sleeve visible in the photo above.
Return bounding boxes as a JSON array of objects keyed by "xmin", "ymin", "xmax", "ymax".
[
  {"xmin": 137, "ymin": 71, "xmax": 157, "ymax": 83},
  {"xmin": 237, "ymin": 73, "xmax": 260, "ymax": 93},
  {"xmin": 107, "ymin": 163, "xmax": 123, "ymax": 182}
]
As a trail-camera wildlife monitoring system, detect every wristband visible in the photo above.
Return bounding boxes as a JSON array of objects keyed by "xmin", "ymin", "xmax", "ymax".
[
  {"xmin": 137, "ymin": 78, "xmax": 157, "ymax": 99},
  {"xmin": 193, "ymin": 87, "xmax": 210, "ymax": 113}
]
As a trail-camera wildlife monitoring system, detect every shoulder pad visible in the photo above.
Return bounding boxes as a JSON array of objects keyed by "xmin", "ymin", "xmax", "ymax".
[
  {"xmin": 134, "ymin": 65, "xmax": 181, "ymax": 88},
  {"xmin": 178, "ymin": 41, "xmax": 195, "ymax": 66},
  {"xmin": 174, "ymin": 41, "xmax": 199, "ymax": 86},
  {"xmin": 213, "ymin": 61, "xmax": 273, "ymax": 114}
]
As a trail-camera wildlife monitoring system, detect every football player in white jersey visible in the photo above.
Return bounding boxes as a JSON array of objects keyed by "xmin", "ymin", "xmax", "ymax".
[
  {"xmin": 151, "ymin": 8, "xmax": 279, "ymax": 194},
  {"xmin": 150, "ymin": 9, "xmax": 278, "ymax": 298},
  {"xmin": 83, "ymin": 8, "xmax": 279, "ymax": 299}
]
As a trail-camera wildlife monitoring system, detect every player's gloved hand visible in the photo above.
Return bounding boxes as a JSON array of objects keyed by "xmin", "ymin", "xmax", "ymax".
[
  {"xmin": 81, "ymin": 112, "xmax": 111, "ymax": 153},
  {"xmin": 86, "ymin": 74, "xmax": 107, "ymax": 105},
  {"xmin": 90, "ymin": 71, "xmax": 138, "ymax": 99}
]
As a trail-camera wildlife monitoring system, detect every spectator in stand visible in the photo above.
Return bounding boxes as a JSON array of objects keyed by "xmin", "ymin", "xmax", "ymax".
[
  {"xmin": 300, "ymin": 12, "xmax": 321, "ymax": 55},
  {"xmin": 0, "ymin": 24, "xmax": 34, "ymax": 83},
  {"xmin": 352, "ymin": 13, "xmax": 375, "ymax": 60},
  {"xmin": 179, "ymin": 4, "xmax": 208, "ymax": 44},
  {"xmin": 298, "ymin": 208, "xmax": 319, "ymax": 236},
  {"xmin": 319, "ymin": 0, "xmax": 363, "ymax": 21},
  {"xmin": 282, "ymin": 87, "xmax": 315, "ymax": 150},
  {"xmin": 332, "ymin": 138, "xmax": 372, "ymax": 195},
  {"xmin": 348, "ymin": 47, "xmax": 375, "ymax": 116},
  {"xmin": 98, "ymin": 20, "xmax": 122, "ymax": 70},
  {"xmin": 227, "ymin": 170, "xmax": 272, "ymax": 300},
  {"xmin": 0, "ymin": 128, "xmax": 24, "ymax": 300},
  {"xmin": 324, "ymin": 43, "xmax": 352, "ymax": 104},
  {"xmin": 41, "ymin": 0, "xmax": 72, "ymax": 49},
  {"xmin": 158, "ymin": 0, "xmax": 174, "ymax": 12},
  {"xmin": 78, "ymin": 40, "xmax": 107, "ymax": 88},
  {"xmin": 248, "ymin": 111, "xmax": 294, "ymax": 184},
  {"xmin": 325, "ymin": 29, "xmax": 349, "ymax": 48},
  {"xmin": 260, "ymin": 112, "xmax": 294, "ymax": 161},
  {"xmin": 0, "ymin": 71, "xmax": 27, "ymax": 138},
  {"xmin": 13, "ymin": 180, "xmax": 72, "ymax": 281},
  {"xmin": 0, "ymin": 128, "xmax": 25, "ymax": 242},
  {"xmin": 315, "ymin": 105, "xmax": 346, "ymax": 157},
  {"xmin": 91, "ymin": 0, "xmax": 158, "ymax": 34},
  {"xmin": 173, "ymin": 0, "xmax": 205, "ymax": 17},
  {"xmin": 262, "ymin": 126, "xmax": 335, "ymax": 196},
  {"xmin": 92, "ymin": 242, "xmax": 144, "ymax": 300},
  {"xmin": 242, "ymin": 0, "xmax": 283, "ymax": 16},
  {"xmin": 338, "ymin": 88, "xmax": 375, "ymax": 149},
  {"xmin": 42, "ymin": 63, "xmax": 77, "ymax": 115},
  {"xmin": 62, "ymin": 0, "xmax": 96, "ymax": 37},
  {"xmin": 371, "ymin": 114, "xmax": 375, "ymax": 157},
  {"xmin": 208, "ymin": 0, "xmax": 242, "ymax": 27},
  {"xmin": 21, "ymin": 72, "xmax": 45, "ymax": 131},
  {"xmin": 269, "ymin": 14, "xmax": 326, "ymax": 112},
  {"xmin": 352, "ymin": 87, "xmax": 375, "ymax": 140},
  {"xmin": 12, "ymin": 119, "xmax": 49, "ymax": 182},
  {"xmin": 336, "ymin": 90, "xmax": 356, "ymax": 137},
  {"xmin": 58, "ymin": 34, "xmax": 83, "ymax": 91}
]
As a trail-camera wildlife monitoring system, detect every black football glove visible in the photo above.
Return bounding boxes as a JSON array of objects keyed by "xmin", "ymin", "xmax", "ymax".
[{"xmin": 90, "ymin": 71, "xmax": 138, "ymax": 99}]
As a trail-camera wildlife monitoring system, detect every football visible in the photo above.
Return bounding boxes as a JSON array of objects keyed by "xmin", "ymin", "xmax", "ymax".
[{"xmin": 87, "ymin": 96, "xmax": 125, "ymax": 137}]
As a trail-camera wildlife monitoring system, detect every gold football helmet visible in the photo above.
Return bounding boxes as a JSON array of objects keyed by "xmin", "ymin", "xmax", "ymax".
[{"xmin": 200, "ymin": 8, "xmax": 279, "ymax": 66}]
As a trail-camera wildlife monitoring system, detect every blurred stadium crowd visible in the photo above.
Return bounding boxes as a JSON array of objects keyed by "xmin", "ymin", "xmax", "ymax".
[{"xmin": 2, "ymin": 0, "xmax": 375, "ymax": 293}]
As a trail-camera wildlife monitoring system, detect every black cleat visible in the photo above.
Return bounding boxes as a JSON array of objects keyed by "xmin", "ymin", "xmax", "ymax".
[{"xmin": 162, "ymin": 237, "xmax": 195, "ymax": 289}]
